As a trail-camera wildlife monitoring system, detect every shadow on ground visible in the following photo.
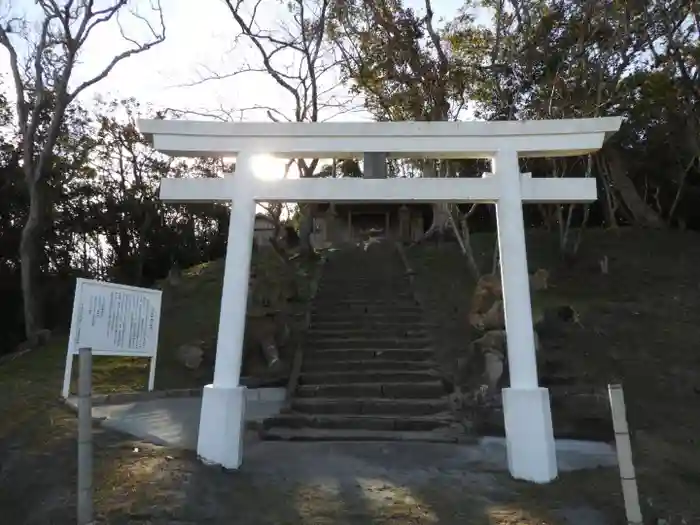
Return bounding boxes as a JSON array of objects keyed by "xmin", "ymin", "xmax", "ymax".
[{"xmin": 0, "ymin": 412, "xmax": 622, "ymax": 525}]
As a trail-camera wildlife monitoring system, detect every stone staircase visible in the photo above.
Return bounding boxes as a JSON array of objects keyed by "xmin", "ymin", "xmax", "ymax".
[{"xmin": 261, "ymin": 242, "xmax": 462, "ymax": 442}]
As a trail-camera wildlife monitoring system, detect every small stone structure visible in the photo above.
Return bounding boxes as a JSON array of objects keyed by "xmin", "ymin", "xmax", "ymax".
[
  {"xmin": 311, "ymin": 203, "xmax": 427, "ymax": 247},
  {"xmin": 253, "ymin": 214, "xmax": 276, "ymax": 245}
]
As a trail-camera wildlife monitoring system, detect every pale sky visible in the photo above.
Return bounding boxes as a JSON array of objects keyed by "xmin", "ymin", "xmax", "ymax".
[
  {"xmin": 0, "ymin": 0, "xmax": 486, "ymax": 120},
  {"xmin": 0, "ymin": 0, "xmax": 490, "ymax": 181},
  {"xmin": 82, "ymin": 0, "xmax": 481, "ymax": 117}
]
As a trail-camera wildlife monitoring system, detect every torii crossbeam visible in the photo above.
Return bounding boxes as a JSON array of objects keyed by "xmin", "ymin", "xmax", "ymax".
[{"xmin": 139, "ymin": 117, "xmax": 622, "ymax": 484}]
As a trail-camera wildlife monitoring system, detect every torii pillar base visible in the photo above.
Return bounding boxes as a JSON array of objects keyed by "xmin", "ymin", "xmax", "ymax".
[
  {"xmin": 196, "ymin": 384, "xmax": 247, "ymax": 469},
  {"xmin": 502, "ymin": 387, "xmax": 558, "ymax": 483}
]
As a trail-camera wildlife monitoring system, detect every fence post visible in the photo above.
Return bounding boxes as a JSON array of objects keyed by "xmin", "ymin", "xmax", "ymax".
[
  {"xmin": 608, "ymin": 384, "xmax": 643, "ymax": 525},
  {"xmin": 77, "ymin": 347, "xmax": 94, "ymax": 525}
]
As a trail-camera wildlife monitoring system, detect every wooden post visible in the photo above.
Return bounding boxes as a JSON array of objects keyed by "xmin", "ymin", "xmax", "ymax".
[
  {"xmin": 608, "ymin": 384, "xmax": 643, "ymax": 525},
  {"xmin": 77, "ymin": 347, "xmax": 94, "ymax": 525},
  {"xmin": 363, "ymin": 152, "xmax": 388, "ymax": 179}
]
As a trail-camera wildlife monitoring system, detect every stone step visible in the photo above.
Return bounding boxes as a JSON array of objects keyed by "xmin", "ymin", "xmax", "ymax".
[
  {"xmin": 312, "ymin": 302, "xmax": 421, "ymax": 310},
  {"xmin": 309, "ymin": 319, "xmax": 427, "ymax": 328},
  {"xmin": 308, "ymin": 320, "xmax": 434, "ymax": 330},
  {"xmin": 317, "ymin": 282, "xmax": 410, "ymax": 289},
  {"xmin": 321, "ymin": 267, "xmax": 407, "ymax": 273},
  {"xmin": 299, "ymin": 369, "xmax": 439, "ymax": 385},
  {"xmin": 312, "ymin": 299, "xmax": 419, "ymax": 308},
  {"xmin": 291, "ymin": 397, "xmax": 448, "ymax": 416},
  {"xmin": 297, "ymin": 381, "xmax": 445, "ymax": 399},
  {"xmin": 321, "ymin": 276, "xmax": 407, "ymax": 280},
  {"xmin": 306, "ymin": 325, "xmax": 430, "ymax": 339},
  {"xmin": 304, "ymin": 348, "xmax": 434, "ymax": 362},
  {"xmin": 317, "ymin": 278, "xmax": 410, "ymax": 284},
  {"xmin": 311, "ymin": 313, "xmax": 425, "ymax": 323},
  {"xmin": 313, "ymin": 300, "xmax": 416, "ymax": 307},
  {"xmin": 260, "ymin": 427, "xmax": 461, "ymax": 443},
  {"xmin": 323, "ymin": 267, "xmax": 405, "ymax": 271},
  {"xmin": 302, "ymin": 359, "xmax": 435, "ymax": 373},
  {"xmin": 308, "ymin": 337, "xmax": 432, "ymax": 350},
  {"xmin": 263, "ymin": 413, "xmax": 452, "ymax": 432},
  {"xmin": 317, "ymin": 280, "xmax": 410, "ymax": 288},
  {"xmin": 315, "ymin": 291, "xmax": 412, "ymax": 298},
  {"xmin": 310, "ymin": 310, "xmax": 424, "ymax": 319},
  {"xmin": 317, "ymin": 290, "xmax": 413, "ymax": 297},
  {"xmin": 316, "ymin": 298, "xmax": 414, "ymax": 304}
]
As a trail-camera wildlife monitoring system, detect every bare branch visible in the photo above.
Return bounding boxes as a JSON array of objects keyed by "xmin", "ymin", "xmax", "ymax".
[
  {"xmin": 424, "ymin": 0, "xmax": 449, "ymax": 68},
  {"xmin": 256, "ymin": 105, "xmax": 292, "ymax": 122},
  {"xmin": 24, "ymin": 14, "xmax": 55, "ymax": 165},
  {"xmin": 0, "ymin": 19, "xmax": 29, "ymax": 128},
  {"xmin": 162, "ymin": 107, "xmax": 239, "ymax": 122},
  {"xmin": 177, "ymin": 61, "xmax": 304, "ymax": 89},
  {"xmin": 222, "ymin": 0, "xmax": 303, "ymax": 114},
  {"xmin": 69, "ymin": 1, "xmax": 166, "ymax": 101}
]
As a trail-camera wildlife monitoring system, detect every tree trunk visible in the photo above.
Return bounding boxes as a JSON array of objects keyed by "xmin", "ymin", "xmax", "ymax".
[
  {"xmin": 605, "ymin": 151, "xmax": 665, "ymax": 228},
  {"xmin": 423, "ymin": 202, "xmax": 451, "ymax": 240},
  {"xmin": 298, "ymin": 204, "xmax": 314, "ymax": 257},
  {"xmin": 596, "ymin": 156, "xmax": 619, "ymax": 229},
  {"xmin": 20, "ymin": 178, "xmax": 48, "ymax": 340},
  {"xmin": 458, "ymin": 214, "xmax": 481, "ymax": 279},
  {"xmin": 557, "ymin": 204, "xmax": 575, "ymax": 256},
  {"xmin": 135, "ymin": 205, "xmax": 155, "ymax": 286}
]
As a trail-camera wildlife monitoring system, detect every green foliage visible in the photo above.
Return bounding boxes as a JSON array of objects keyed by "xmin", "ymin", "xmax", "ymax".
[
  {"xmin": 317, "ymin": 159, "xmax": 363, "ymax": 178},
  {"xmin": 330, "ymin": 0, "xmax": 700, "ymax": 229},
  {"xmin": 0, "ymin": 94, "xmax": 234, "ymax": 354}
]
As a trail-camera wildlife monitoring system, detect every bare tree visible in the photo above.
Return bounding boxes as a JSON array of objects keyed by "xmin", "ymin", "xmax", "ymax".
[
  {"xmin": 184, "ymin": 0, "xmax": 359, "ymax": 256},
  {"xmin": 0, "ymin": 0, "xmax": 165, "ymax": 340}
]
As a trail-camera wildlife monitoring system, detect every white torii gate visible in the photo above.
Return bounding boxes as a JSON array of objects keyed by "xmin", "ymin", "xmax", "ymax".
[{"xmin": 139, "ymin": 117, "xmax": 622, "ymax": 483}]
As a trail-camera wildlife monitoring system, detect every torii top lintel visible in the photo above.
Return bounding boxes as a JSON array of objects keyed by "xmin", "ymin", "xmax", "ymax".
[{"xmin": 138, "ymin": 117, "xmax": 623, "ymax": 160}]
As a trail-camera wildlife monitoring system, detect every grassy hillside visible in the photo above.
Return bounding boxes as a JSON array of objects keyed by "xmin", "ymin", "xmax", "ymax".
[
  {"xmin": 407, "ymin": 227, "xmax": 700, "ymax": 522},
  {"xmin": 0, "ymin": 250, "xmax": 320, "ymax": 413},
  {"xmin": 156, "ymin": 254, "xmax": 320, "ymax": 389}
]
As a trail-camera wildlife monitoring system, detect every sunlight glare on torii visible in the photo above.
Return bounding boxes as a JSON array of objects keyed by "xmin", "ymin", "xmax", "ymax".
[{"xmin": 251, "ymin": 154, "xmax": 288, "ymax": 180}]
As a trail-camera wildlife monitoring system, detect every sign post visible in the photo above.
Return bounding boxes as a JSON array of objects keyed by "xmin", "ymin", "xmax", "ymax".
[
  {"xmin": 62, "ymin": 278, "xmax": 163, "ymax": 399},
  {"xmin": 77, "ymin": 347, "xmax": 93, "ymax": 525},
  {"xmin": 609, "ymin": 384, "xmax": 643, "ymax": 525}
]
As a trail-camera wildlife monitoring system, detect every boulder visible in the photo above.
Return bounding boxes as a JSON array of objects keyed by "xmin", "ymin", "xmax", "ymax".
[
  {"xmin": 468, "ymin": 269, "xmax": 549, "ymax": 330},
  {"xmin": 176, "ymin": 343, "xmax": 204, "ymax": 370},
  {"xmin": 456, "ymin": 329, "xmax": 543, "ymax": 395},
  {"xmin": 6, "ymin": 329, "xmax": 53, "ymax": 361},
  {"xmin": 28, "ymin": 328, "xmax": 52, "ymax": 349},
  {"xmin": 246, "ymin": 314, "xmax": 292, "ymax": 369},
  {"xmin": 167, "ymin": 264, "xmax": 183, "ymax": 287}
]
